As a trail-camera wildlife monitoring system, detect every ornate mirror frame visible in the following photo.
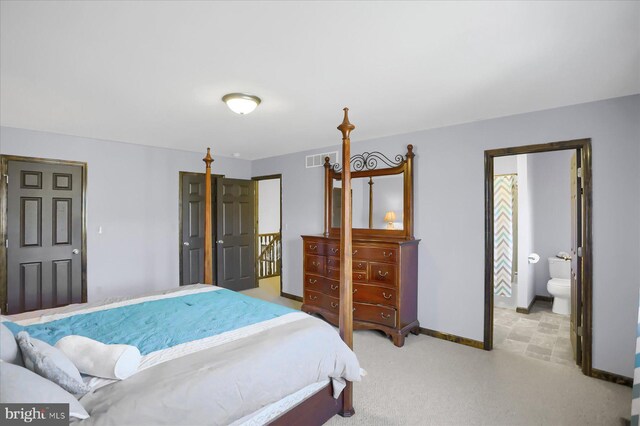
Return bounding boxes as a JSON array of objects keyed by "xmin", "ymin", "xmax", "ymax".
[{"xmin": 323, "ymin": 144, "xmax": 415, "ymax": 240}]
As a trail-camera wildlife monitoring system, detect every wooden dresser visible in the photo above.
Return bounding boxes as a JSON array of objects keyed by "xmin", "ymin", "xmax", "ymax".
[{"xmin": 301, "ymin": 235, "xmax": 419, "ymax": 347}]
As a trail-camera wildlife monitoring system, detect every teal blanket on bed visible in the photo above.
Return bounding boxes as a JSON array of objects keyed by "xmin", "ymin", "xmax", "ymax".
[{"xmin": 4, "ymin": 289, "xmax": 297, "ymax": 355}]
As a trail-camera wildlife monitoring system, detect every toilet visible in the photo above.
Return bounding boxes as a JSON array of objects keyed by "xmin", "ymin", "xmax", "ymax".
[{"xmin": 547, "ymin": 257, "xmax": 571, "ymax": 315}]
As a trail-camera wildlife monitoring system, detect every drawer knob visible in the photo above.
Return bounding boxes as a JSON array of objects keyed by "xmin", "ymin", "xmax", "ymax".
[
  {"xmin": 357, "ymin": 263, "xmax": 364, "ymax": 268},
  {"xmin": 353, "ymin": 249, "xmax": 358, "ymax": 255},
  {"xmin": 380, "ymin": 312, "xmax": 391, "ymax": 319},
  {"xmin": 330, "ymin": 248, "xmax": 339, "ymax": 254},
  {"xmin": 330, "ymin": 284, "xmax": 338, "ymax": 290},
  {"xmin": 356, "ymin": 274, "xmax": 363, "ymax": 280},
  {"xmin": 353, "ymin": 308, "xmax": 356, "ymax": 312},
  {"xmin": 309, "ymin": 244, "xmax": 317, "ymax": 250},
  {"xmin": 383, "ymin": 251, "xmax": 393, "ymax": 258},
  {"xmin": 312, "ymin": 261, "xmax": 320, "ymax": 267},
  {"xmin": 378, "ymin": 270, "xmax": 389, "ymax": 278},
  {"xmin": 309, "ymin": 295, "xmax": 318, "ymax": 301},
  {"xmin": 353, "ymin": 288, "xmax": 358, "ymax": 294},
  {"xmin": 309, "ymin": 279, "xmax": 317, "ymax": 284},
  {"xmin": 382, "ymin": 292, "xmax": 392, "ymax": 299},
  {"xmin": 331, "ymin": 302, "xmax": 338, "ymax": 308}
]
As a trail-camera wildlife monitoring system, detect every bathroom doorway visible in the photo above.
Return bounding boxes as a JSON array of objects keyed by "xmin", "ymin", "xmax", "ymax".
[{"xmin": 484, "ymin": 139, "xmax": 593, "ymax": 377}]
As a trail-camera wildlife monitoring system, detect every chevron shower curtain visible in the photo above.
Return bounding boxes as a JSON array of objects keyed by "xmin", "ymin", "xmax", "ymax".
[{"xmin": 494, "ymin": 175, "xmax": 516, "ymax": 297}]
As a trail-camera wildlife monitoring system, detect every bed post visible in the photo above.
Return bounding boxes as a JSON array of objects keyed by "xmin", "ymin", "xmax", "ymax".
[
  {"xmin": 337, "ymin": 108, "xmax": 355, "ymax": 417},
  {"xmin": 323, "ymin": 157, "xmax": 331, "ymax": 237},
  {"xmin": 203, "ymin": 148, "xmax": 214, "ymax": 284},
  {"xmin": 405, "ymin": 144, "xmax": 415, "ymax": 240}
]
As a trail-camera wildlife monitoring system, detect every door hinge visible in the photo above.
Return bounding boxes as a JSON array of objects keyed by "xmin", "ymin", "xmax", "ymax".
[
  {"xmin": 3, "ymin": 174, "xmax": 7, "ymax": 184},
  {"xmin": 577, "ymin": 246, "xmax": 583, "ymax": 257},
  {"xmin": 577, "ymin": 326, "xmax": 583, "ymax": 337},
  {"xmin": 577, "ymin": 167, "xmax": 584, "ymax": 189}
]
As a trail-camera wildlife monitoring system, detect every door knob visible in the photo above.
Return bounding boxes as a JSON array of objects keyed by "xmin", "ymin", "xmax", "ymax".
[
  {"xmin": 72, "ymin": 249, "xmax": 79, "ymax": 255},
  {"xmin": 183, "ymin": 242, "xmax": 190, "ymax": 246},
  {"xmin": 216, "ymin": 240, "xmax": 224, "ymax": 244}
]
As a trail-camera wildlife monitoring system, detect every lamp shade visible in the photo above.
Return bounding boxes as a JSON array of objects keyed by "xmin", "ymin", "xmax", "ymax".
[
  {"xmin": 384, "ymin": 211, "xmax": 396, "ymax": 222},
  {"xmin": 222, "ymin": 93, "xmax": 261, "ymax": 115}
]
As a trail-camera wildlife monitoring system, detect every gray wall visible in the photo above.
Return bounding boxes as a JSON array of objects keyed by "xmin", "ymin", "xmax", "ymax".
[
  {"xmin": 253, "ymin": 95, "xmax": 640, "ymax": 377},
  {"xmin": 517, "ymin": 154, "xmax": 536, "ymax": 310},
  {"xmin": 257, "ymin": 178, "xmax": 281, "ymax": 234},
  {"xmin": 529, "ymin": 150, "xmax": 574, "ymax": 296},
  {"xmin": 494, "ymin": 156, "xmax": 518, "ymax": 175},
  {"xmin": 0, "ymin": 127, "xmax": 252, "ymax": 301}
]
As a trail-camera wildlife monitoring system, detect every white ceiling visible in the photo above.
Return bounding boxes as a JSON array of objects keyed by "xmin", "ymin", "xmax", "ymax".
[{"xmin": 1, "ymin": 1, "xmax": 638, "ymax": 160}]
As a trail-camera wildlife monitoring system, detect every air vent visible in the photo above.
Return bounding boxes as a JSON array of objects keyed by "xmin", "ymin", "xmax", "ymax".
[{"xmin": 305, "ymin": 151, "xmax": 338, "ymax": 168}]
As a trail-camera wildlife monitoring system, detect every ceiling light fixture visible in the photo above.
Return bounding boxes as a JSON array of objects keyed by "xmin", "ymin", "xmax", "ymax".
[{"xmin": 222, "ymin": 93, "xmax": 261, "ymax": 115}]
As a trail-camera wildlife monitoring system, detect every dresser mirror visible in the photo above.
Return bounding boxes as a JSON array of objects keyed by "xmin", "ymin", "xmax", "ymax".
[
  {"xmin": 324, "ymin": 145, "xmax": 415, "ymax": 239},
  {"xmin": 331, "ymin": 174, "xmax": 404, "ymax": 230}
]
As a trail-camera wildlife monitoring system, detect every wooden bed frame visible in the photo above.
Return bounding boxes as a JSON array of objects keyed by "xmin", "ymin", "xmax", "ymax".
[{"xmin": 201, "ymin": 108, "xmax": 356, "ymax": 424}]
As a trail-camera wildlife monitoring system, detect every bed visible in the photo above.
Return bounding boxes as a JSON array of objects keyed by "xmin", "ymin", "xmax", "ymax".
[{"xmin": 1, "ymin": 108, "xmax": 361, "ymax": 425}]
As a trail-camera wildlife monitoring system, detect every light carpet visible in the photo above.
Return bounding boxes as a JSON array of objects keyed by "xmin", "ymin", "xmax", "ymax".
[
  {"xmin": 327, "ymin": 330, "xmax": 630, "ymax": 426},
  {"xmin": 241, "ymin": 283, "xmax": 630, "ymax": 425},
  {"xmin": 240, "ymin": 276, "xmax": 301, "ymax": 310}
]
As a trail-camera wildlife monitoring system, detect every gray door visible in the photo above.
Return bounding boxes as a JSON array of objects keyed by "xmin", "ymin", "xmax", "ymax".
[
  {"xmin": 180, "ymin": 173, "xmax": 207, "ymax": 285},
  {"xmin": 6, "ymin": 160, "xmax": 84, "ymax": 314},
  {"xmin": 216, "ymin": 178, "xmax": 256, "ymax": 291}
]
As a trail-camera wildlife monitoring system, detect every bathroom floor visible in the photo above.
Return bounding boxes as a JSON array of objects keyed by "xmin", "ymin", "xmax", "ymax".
[{"xmin": 494, "ymin": 300, "xmax": 577, "ymax": 367}]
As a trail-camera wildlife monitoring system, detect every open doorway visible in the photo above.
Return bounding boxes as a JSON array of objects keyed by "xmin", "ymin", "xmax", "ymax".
[
  {"xmin": 484, "ymin": 139, "xmax": 593, "ymax": 377},
  {"xmin": 252, "ymin": 174, "xmax": 282, "ymax": 301}
]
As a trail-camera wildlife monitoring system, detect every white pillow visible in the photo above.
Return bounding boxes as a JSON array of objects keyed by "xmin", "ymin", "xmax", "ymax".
[
  {"xmin": 16, "ymin": 332, "xmax": 90, "ymax": 396},
  {"xmin": 56, "ymin": 335, "xmax": 141, "ymax": 380},
  {"xmin": 0, "ymin": 360, "xmax": 90, "ymax": 419},
  {"xmin": 0, "ymin": 322, "xmax": 23, "ymax": 366}
]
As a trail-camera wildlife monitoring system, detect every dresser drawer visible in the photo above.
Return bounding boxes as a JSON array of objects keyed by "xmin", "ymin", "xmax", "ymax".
[
  {"xmin": 304, "ymin": 241, "xmax": 325, "ymax": 256},
  {"xmin": 305, "ymin": 255, "xmax": 325, "ymax": 274},
  {"xmin": 326, "ymin": 257, "xmax": 367, "ymax": 272},
  {"xmin": 308, "ymin": 292, "xmax": 340, "ymax": 314},
  {"xmin": 353, "ymin": 260, "xmax": 367, "ymax": 272},
  {"xmin": 304, "ymin": 289, "xmax": 324, "ymax": 307},
  {"xmin": 326, "ymin": 244, "xmax": 341, "ymax": 257},
  {"xmin": 326, "ymin": 243, "xmax": 364, "ymax": 258},
  {"xmin": 326, "ymin": 267, "xmax": 339, "ymax": 281},
  {"xmin": 326, "ymin": 296, "xmax": 341, "ymax": 313},
  {"xmin": 353, "ymin": 270, "xmax": 367, "ymax": 283},
  {"xmin": 327, "ymin": 267, "xmax": 368, "ymax": 283},
  {"xmin": 369, "ymin": 262, "xmax": 397, "ymax": 286},
  {"xmin": 324, "ymin": 279, "xmax": 341, "ymax": 298},
  {"xmin": 326, "ymin": 257, "xmax": 340, "ymax": 269},
  {"xmin": 354, "ymin": 247, "xmax": 398, "ymax": 263},
  {"xmin": 304, "ymin": 274, "xmax": 324, "ymax": 292},
  {"xmin": 353, "ymin": 302, "xmax": 396, "ymax": 328},
  {"xmin": 354, "ymin": 284, "xmax": 397, "ymax": 307},
  {"xmin": 305, "ymin": 274, "xmax": 341, "ymax": 298}
]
